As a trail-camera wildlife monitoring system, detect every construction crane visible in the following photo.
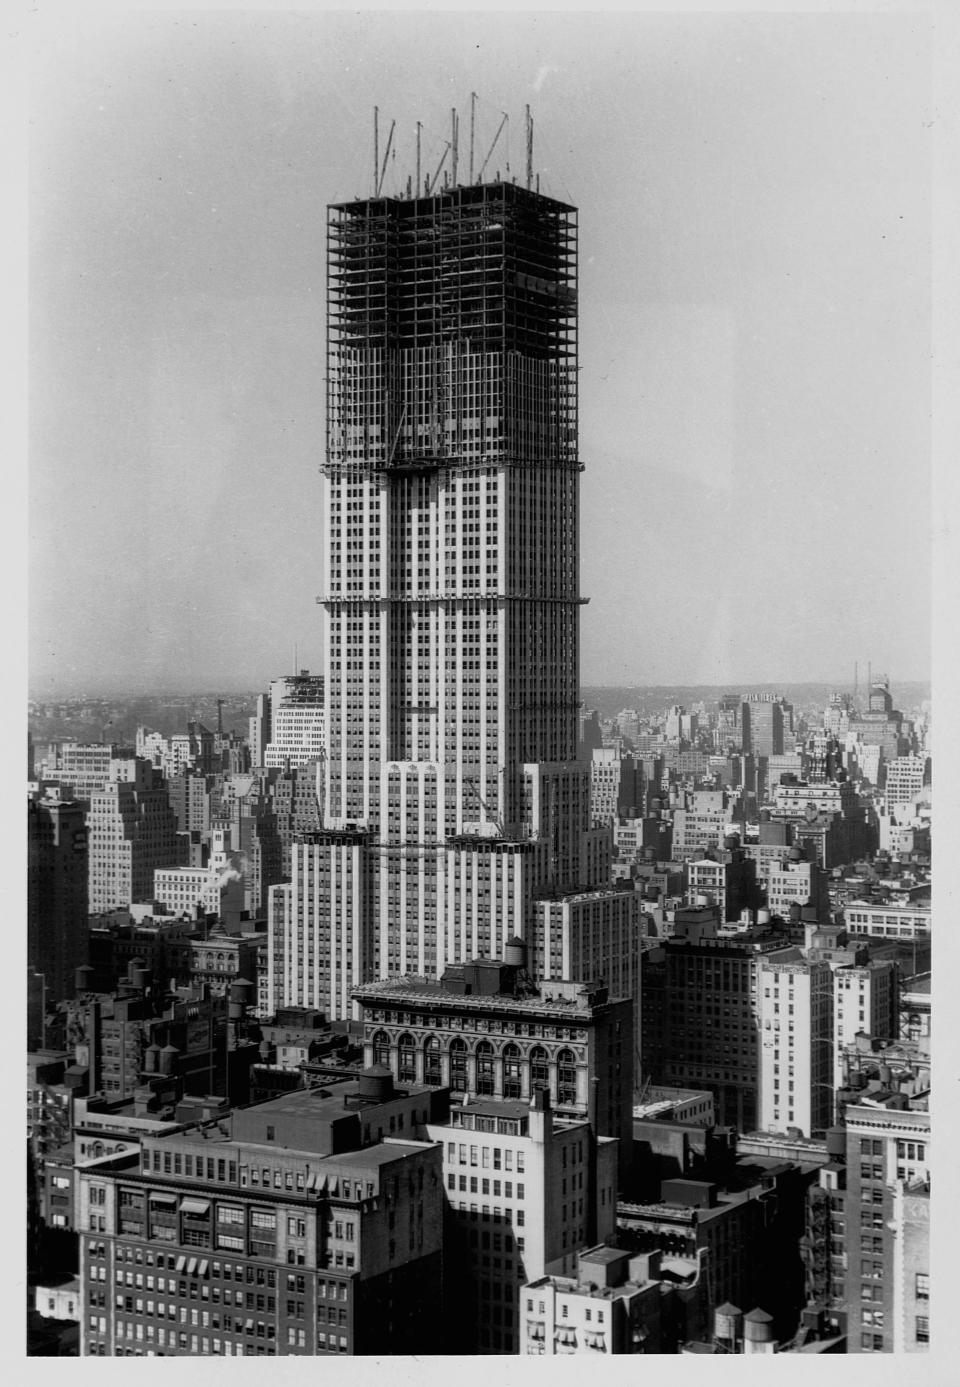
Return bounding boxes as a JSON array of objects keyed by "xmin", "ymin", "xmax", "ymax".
[{"xmin": 462, "ymin": 777, "xmax": 503, "ymax": 837}]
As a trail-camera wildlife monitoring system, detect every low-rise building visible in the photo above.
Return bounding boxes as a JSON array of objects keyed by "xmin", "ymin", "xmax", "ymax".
[
  {"xmin": 76, "ymin": 1070, "xmax": 445, "ymax": 1357},
  {"xmin": 843, "ymin": 899, "xmax": 930, "ymax": 941},
  {"xmin": 521, "ymin": 1243, "xmax": 707, "ymax": 1354}
]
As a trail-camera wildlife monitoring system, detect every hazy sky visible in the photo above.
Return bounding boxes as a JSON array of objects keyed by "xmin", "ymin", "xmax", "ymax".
[{"xmin": 28, "ymin": 7, "xmax": 933, "ymax": 696}]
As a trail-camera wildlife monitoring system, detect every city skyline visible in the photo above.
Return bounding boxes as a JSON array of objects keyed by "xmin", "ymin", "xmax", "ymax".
[{"xmin": 28, "ymin": 10, "xmax": 932, "ymax": 696}]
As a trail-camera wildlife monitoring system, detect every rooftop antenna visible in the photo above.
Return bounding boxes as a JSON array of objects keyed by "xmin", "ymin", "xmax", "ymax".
[
  {"xmin": 525, "ymin": 104, "xmax": 534, "ymax": 190},
  {"xmin": 478, "ymin": 111, "xmax": 508, "ymax": 182},
  {"xmin": 451, "ymin": 107, "xmax": 459, "ymax": 186},
  {"xmin": 469, "ymin": 92, "xmax": 477, "ymax": 183},
  {"xmin": 416, "ymin": 121, "xmax": 421, "ymax": 196}
]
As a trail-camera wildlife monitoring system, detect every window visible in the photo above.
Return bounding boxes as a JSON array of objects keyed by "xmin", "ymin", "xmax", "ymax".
[
  {"xmin": 557, "ymin": 1050, "xmax": 577, "ymax": 1105},
  {"xmin": 476, "ymin": 1041, "xmax": 495, "ymax": 1096},
  {"xmin": 502, "ymin": 1044, "xmax": 522, "ymax": 1099},
  {"xmin": 424, "ymin": 1037, "xmax": 442, "ymax": 1086},
  {"xmin": 450, "ymin": 1039, "xmax": 468, "ymax": 1090},
  {"xmin": 916, "ymin": 1274, "xmax": 929, "ymax": 1300},
  {"xmin": 372, "ymin": 1030, "xmax": 390, "ymax": 1067},
  {"xmin": 915, "ymin": 1316, "xmax": 930, "ymax": 1344},
  {"xmin": 398, "ymin": 1033, "xmax": 417, "ymax": 1084}
]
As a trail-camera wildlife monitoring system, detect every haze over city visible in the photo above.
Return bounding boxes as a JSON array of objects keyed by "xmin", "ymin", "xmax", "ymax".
[{"xmin": 28, "ymin": 8, "xmax": 932, "ymax": 697}]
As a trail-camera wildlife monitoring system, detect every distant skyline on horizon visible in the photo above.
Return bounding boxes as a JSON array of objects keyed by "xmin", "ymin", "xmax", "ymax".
[
  {"xmin": 29, "ymin": 674, "xmax": 931, "ymax": 704},
  {"xmin": 29, "ymin": 11, "xmax": 932, "ymax": 694}
]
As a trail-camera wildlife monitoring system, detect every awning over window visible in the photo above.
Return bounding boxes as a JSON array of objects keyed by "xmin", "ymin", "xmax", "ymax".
[
  {"xmin": 175, "ymin": 1256, "xmax": 187, "ymax": 1272},
  {"xmin": 180, "ymin": 1198, "xmax": 211, "ymax": 1215},
  {"xmin": 187, "ymin": 1258, "xmax": 198, "ymax": 1276},
  {"xmin": 149, "ymin": 1193, "xmax": 178, "ymax": 1206}
]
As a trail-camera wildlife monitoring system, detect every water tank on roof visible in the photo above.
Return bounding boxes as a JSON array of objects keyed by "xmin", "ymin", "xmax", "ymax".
[
  {"xmin": 743, "ymin": 1308, "xmax": 775, "ymax": 1345},
  {"xmin": 714, "ymin": 1303, "xmax": 742, "ymax": 1343},
  {"xmin": 144, "ymin": 1044, "xmax": 162, "ymax": 1074},
  {"xmin": 75, "ymin": 964, "xmax": 94, "ymax": 993},
  {"xmin": 358, "ymin": 1064, "xmax": 394, "ymax": 1104},
  {"xmin": 825, "ymin": 1127, "xmax": 846, "ymax": 1159},
  {"xmin": 757, "ymin": 909, "xmax": 770, "ymax": 925},
  {"xmin": 229, "ymin": 979, "xmax": 253, "ymax": 1018},
  {"xmin": 159, "ymin": 1044, "xmax": 179, "ymax": 1076},
  {"xmin": 504, "ymin": 936, "xmax": 526, "ymax": 968},
  {"xmin": 131, "ymin": 967, "xmax": 151, "ymax": 993}
]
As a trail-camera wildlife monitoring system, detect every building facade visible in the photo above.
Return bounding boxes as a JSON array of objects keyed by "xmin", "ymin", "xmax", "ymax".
[
  {"xmin": 264, "ymin": 674, "xmax": 326, "ymax": 771},
  {"xmin": 842, "ymin": 1103, "xmax": 930, "ymax": 1354},
  {"xmin": 76, "ymin": 1077, "xmax": 444, "ymax": 1356},
  {"xmin": 319, "ymin": 179, "xmax": 609, "ymax": 983},
  {"xmin": 426, "ymin": 1091, "xmax": 618, "ymax": 1353},
  {"xmin": 28, "ymin": 788, "xmax": 89, "ymax": 1012},
  {"xmin": 88, "ymin": 761, "xmax": 180, "ymax": 913},
  {"xmin": 352, "ymin": 959, "xmax": 633, "ymax": 1187},
  {"xmin": 757, "ymin": 950, "xmax": 834, "ymax": 1137}
]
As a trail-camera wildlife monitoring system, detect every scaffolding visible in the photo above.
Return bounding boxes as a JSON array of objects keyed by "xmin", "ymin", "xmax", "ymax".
[{"xmin": 325, "ymin": 181, "xmax": 578, "ymax": 478}]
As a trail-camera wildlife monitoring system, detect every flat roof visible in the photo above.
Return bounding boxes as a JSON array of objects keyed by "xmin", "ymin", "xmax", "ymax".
[{"xmin": 238, "ymin": 1078, "xmax": 429, "ymax": 1123}]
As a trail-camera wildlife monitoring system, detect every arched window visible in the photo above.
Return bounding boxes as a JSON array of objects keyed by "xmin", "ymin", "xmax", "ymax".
[
  {"xmin": 424, "ymin": 1036, "xmax": 442, "ymax": 1086},
  {"xmin": 450, "ymin": 1038, "xmax": 468, "ymax": 1091},
  {"xmin": 372, "ymin": 1030, "xmax": 391, "ymax": 1067},
  {"xmin": 557, "ymin": 1048, "xmax": 577, "ymax": 1106},
  {"xmin": 502, "ymin": 1042, "xmax": 522, "ymax": 1099},
  {"xmin": 397, "ymin": 1032, "xmax": 416, "ymax": 1084},
  {"xmin": 530, "ymin": 1045, "xmax": 549, "ymax": 1091},
  {"xmin": 476, "ymin": 1040, "xmax": 495, "ymax": 1096}
]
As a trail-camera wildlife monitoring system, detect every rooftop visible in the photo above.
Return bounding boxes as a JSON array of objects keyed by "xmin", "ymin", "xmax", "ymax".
[{"xmin": 352, "ymin": 974, "xmax": 616, "ymax": 1017}]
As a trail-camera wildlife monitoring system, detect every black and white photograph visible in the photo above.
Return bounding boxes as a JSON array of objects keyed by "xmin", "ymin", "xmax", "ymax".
[{"xmin": 23, "ymin": 1, "xmax": 940, "ymax": 1364}]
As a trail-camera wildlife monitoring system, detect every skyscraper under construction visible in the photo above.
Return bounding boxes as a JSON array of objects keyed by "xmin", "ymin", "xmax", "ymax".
[{"xmin": 270, "ymin": 162, "xmax": 623, "ymax": 1016}]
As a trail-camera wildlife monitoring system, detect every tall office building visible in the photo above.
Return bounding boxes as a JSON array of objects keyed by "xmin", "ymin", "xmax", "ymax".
[
  {"xmin": 28, "ymin": 787, "xmax": 89, "ymax": 1018},
  {"xmin": 88, "ymin": 759, "xmax": 180, "ymax": 913},
  {"xmin": 264, "ymin": 673, "xmax": 326, "ymax": 770},
  {"xmin": 273, "ymin": 175, "xmax": 610, "ymax": 1006}
]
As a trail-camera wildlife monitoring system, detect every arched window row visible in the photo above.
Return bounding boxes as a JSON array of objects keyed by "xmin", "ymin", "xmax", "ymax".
[
  {"xmin": 366, "ymin": 1032, "xmax": 582, "ymax": 1100},
  {"xmin": 366, "ymin": 1030, "xmax": 582, "ymax": 1062}
]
